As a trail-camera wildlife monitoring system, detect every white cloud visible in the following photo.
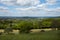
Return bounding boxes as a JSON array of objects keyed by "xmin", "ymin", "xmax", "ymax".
[
  {"xmin": 0, "ymin": 0, "xmax": 60, "ymax": 17},
  {"xmin": 0, "ymin": 6, "xmax": 12, "ymax": 14},
  {"xmin": 0, "ymin": 6, "xmax": 12, "ymax": 16},
  {"xmin": 55, "ymin": 7, "xmax": 60, "ymax": 12},
  {"xmin": 0, "ymin": 0, "xmax": 16, "ymax": 6},
  {"xmin": 46, "ymin": 0, "xmax": 57, "ymax": 5},
  {"xmin": 16, "ymin": 0, "xmax": 40, "ymax": 6},
  {"xmin": 15, "ymin": 4, "xmax": 47, "ymax": 11},
  {"xmin": 0, "ymin": 0, "xmax": 40, "ymax": 6},
  {"xmin": 0, "ymin": 6, "xmax": 8, "ymax": 9},
  {"xmin": 14, "ymin": 4, "xmax": 60, "ymax": 17},
  {"xmin": 43, "ymin": 7, "xmax": 60, "ymax": 16}
]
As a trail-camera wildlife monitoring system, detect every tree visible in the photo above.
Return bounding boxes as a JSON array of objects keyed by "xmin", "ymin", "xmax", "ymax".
[
  {"xmin": 4, "ymin": 20, "xmax": 13, "ymax": 34},
  {"xmin": 51, "ymin": 19, "xmax": 60, "ymax": 30},
  {"xmin": 4, "ymin": 27, "xmax": 13, "ymax": 34},
  {"xmin": 32, "ymin": 20, "xmax": 41, "ymax": 29},
  {"xmin": 17, "ymin": 21, "xmax": 33, "ymax": 33},
  {"xmin": 41, "ymin": 19, "xmax": 52, "ymax": 28}
]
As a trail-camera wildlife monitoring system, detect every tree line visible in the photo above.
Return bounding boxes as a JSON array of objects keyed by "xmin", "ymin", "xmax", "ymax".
[{"xmin": 0, "ymin": 18, "xmax": 60, "ymax": 33}]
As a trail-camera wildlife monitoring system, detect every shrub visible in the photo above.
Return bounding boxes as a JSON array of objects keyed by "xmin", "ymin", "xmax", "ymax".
[
  {"xmin": 4, "ymin": 27, "xmax": 13, "ymax": 34},
  {"xmin": 20, "ymin": 26, "xmax": 32, "ymax": 33},
  {"xmin": 0, "ymin": 32, "xmax": 3, "ymax": 35},
  {"xmin": 40, "ymin": 30, "xmax": 45, "ymax": 32},
  {"xmin": 19, "ymin": 21, "xmax": 33, "ymax": 33}
]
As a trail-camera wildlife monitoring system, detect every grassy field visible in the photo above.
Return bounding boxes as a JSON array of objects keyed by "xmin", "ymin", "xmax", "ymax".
[{"xmin": 0, "ymin": 30, "xmax": 60, "ymax": 40}]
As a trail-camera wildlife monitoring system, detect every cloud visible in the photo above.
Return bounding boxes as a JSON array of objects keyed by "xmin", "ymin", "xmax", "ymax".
[
  {"xmin": 14, "ymin": 3, "xmax": 60, "ymax": 17},
  {"xmin": 43, "ymin": 7, "xmax": 60, "ymax": 16},
  {"xmin": 0, "ymin": 0, "xmax": 60, "ymax": 17},
  {"xmin": 0, "ymin": 0, "xmax": 16, "ymax": 6},
  {"xmin": 46, "ymin": 0, "xmax": 57, "ymax": 5},
  {"xmin": 0, "ymin": 6, "xmax": 9, "ymax": 13},
  {"xmin": 0, "ymin": 6, "xmax": 12, "ymax": 16},
  {"xmin": 15, "ymin": 3, "xmax": 47, "ymax": 11},
  {"xmin": 0, "ymin": 0, "xmax": 40, "ymax": 7},
  {"xmin": 16, "ymin": 0, "xmax": 40, "ymax": 6}
]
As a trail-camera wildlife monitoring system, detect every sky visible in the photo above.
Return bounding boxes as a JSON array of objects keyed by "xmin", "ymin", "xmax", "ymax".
[{"xmin": 0, "ymin": 0, "xmax": 60, "ymax": 17}]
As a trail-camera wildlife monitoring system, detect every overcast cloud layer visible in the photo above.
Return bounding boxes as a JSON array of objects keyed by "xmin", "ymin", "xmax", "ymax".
[{"xmin": 0, "ymin": 0, "xmax": 60, "ymax": 17}]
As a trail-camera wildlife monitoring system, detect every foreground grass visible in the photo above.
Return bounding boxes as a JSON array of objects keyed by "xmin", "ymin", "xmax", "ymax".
[{"xmin": 0, "ymin": 30, "xmax": 60, "ymax": 40}]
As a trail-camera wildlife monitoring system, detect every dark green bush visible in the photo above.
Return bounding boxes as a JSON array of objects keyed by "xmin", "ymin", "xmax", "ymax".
[
  {"xmin": 19, "ymin": 21, "xmax": 33, "ymax": 33},
  {"xmin": 0, "ymin": 32, "xmax": 3, "ymax": 35},
  {"xmin": 4, "ymin": 27, "xmax": 13, "ymax": 34},
  {"xmin": 40, "ymin": 30, "xmax": 45, "ymax": 32},
  {"xmin": 20, "ymin": 26, "xmax": 32, "ymax": 33}
]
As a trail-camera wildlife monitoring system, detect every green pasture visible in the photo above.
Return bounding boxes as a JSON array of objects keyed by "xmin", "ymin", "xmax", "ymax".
[{"xmin": 0, "ymin": 30, "xmax": 60, "ymax": 40}]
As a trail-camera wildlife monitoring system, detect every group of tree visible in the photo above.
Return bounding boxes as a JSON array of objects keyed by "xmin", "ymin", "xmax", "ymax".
[{"xmin": 0, "ymin": 18, "xmax": 60, "ymax": 33}]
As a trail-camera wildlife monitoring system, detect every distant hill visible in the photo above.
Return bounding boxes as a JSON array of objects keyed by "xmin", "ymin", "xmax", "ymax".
[{"xmin": 0, "ymin": 16, "xmax": 60, "ymax": 20}]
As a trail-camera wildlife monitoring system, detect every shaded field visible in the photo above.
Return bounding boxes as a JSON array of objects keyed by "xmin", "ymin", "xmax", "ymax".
[{"xmin": 0, "ymin": 30, "xmax": 60, "ymax": 40}]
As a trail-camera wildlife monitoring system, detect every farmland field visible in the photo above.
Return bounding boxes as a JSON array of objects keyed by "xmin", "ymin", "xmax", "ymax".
[{"xmin": 0, "ymin": 30, "xmax": 60, "ymax": 40}]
